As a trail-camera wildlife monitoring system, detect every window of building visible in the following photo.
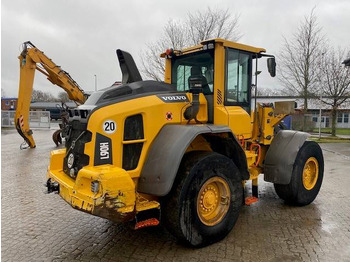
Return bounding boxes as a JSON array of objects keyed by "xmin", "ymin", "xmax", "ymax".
[
  {"xmin": 344, "ymin": 113, "xmax": 349, "ymax": 123},
  {"xmin": 337, "ymin": 112, "xmax": 343, "ymax": 123},
  {"xmin": 5, "ymin": 101, "xmax": 9, "ymax": 106},
  {"xmin": 312, "ymin": 113, "xmax": 318, "ymax": 122}
]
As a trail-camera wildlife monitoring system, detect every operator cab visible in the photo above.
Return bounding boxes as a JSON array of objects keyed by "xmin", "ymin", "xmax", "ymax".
[
  {"xmin": 164, "ymin": 38, "xmax": 275, "ymax": 137},
  {"xmin": 171, "ymin": 49, "xmax": 215, "ymax": 122}
]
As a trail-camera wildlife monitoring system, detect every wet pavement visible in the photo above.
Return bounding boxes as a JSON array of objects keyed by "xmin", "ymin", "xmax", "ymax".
[{"xmin": 2, "ymin": 129, "xmax": 350, "ymax": 262}]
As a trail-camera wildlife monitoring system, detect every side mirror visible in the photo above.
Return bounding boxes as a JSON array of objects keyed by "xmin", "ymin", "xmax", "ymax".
[{"xmin": 267, "ymin": 57, "xmax": 276, "ymax": 77}]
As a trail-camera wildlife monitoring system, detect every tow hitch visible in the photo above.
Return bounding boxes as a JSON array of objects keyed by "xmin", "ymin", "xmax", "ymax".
[{"xmin": 46, "ymin": 178, "xmax": 60, "ymax": 193}]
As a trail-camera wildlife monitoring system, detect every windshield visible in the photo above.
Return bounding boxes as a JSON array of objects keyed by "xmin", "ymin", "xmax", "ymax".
[{"xmin": 171, "ymin": 50, "xmax": 214, "ymax": 95}]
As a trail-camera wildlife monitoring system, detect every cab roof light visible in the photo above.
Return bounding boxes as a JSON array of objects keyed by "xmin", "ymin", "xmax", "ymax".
[
  {"xmin": 165, "ymin": 48, "xmax": 175, "ymax": 58},
  {"xmin": 202, "ymin": 43, "xmax": 214, "ymax": 51}
]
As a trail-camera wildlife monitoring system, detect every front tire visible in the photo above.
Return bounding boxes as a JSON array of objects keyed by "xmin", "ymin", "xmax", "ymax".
[
  {"xmin": 163, "ymin": 152, "xmax": 243, "ymax": 247},
  {"xmin": 274, "ymin": 141, "xmax": 324, "ymax": 206}
]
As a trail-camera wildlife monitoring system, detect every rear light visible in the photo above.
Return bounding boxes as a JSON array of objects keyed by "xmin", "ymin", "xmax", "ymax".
[
  {"xmin": 165, "ymin": 48, "xmax": 174, "ymax": 58},
  {"xmin": 67, "ymin": 153, "xmax": 75, "ymax": 168},
  {"xmin": 91, "ymin": 181, "xmax": 99, "ymax": 194},
  {"xmin": 69, "ymin": 168, "xmax": 75, "ymax": 178},
  {"xmin": 165, "ymin": 48, "xmax": 173, "ymax": 55}
]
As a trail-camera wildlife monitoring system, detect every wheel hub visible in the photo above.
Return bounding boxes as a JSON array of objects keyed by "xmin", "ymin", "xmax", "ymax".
[
  {"xmin": 197, "ymin": 177, "xmax": 231, "ymax": 226},
  {"xmin": 302, "ymin": 157, "xmax": 319, "ymax": 190}
]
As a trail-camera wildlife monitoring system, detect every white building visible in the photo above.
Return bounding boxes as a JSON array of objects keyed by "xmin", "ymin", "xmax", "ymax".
[{"xmin": 252, "ymin": 96, "xmax": 350, "ymax": 129}]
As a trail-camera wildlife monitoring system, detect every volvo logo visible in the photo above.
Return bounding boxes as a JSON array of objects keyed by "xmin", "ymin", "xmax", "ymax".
[{"xmin": 157, "ymin": 94, "xmax": 189, "ymax": 103}]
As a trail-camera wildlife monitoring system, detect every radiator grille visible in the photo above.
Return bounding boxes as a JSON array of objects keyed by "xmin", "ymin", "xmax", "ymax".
[
  {"xmin": 122, "ymin": 114, "xmax": 144, "ymax": 170},
  {"xmin": 122, "ymin": 143, "xmax": 143, "ymax": 170}
]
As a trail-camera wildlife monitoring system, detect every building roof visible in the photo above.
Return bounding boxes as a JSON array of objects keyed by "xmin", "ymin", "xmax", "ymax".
[
  {"xmin": 1, "ymin": 97, "xmax": 18, "ymax": 100},
  {"xmin": 30, "ymin": 101, "xmax": 77, "ymax": 109},
  {"xmin": 253, "ymin": 96, "xmax": 350, "ymax": 110}
]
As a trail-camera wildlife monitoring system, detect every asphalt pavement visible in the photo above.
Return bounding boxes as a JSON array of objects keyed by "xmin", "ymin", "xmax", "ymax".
[{"xmin": 1, "ymin": 129, "xmax": 350, "ymax": 262}]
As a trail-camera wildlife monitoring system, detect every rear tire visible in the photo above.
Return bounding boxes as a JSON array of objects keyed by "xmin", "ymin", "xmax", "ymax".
[
  {"xmin": 274, "ymin": 141, "xmax": 324, "ymax": 206},
  {"xmin": 162, "ymin": 151, "xmax": 243, "ymax": 247}
]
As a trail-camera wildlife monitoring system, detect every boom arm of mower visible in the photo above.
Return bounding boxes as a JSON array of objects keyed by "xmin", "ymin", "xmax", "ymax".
[{"xmin": 15, "ymin": 41, "xmax": 86, "ymax": 148}]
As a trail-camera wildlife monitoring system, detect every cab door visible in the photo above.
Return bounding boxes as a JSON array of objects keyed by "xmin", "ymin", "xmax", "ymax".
[{"xmin": 224, "ymin": 48, "xmax": 253, "ymax": 139}]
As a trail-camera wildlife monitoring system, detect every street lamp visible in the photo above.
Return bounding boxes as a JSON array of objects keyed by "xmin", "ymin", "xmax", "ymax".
[
  {"xmin": 319, "ymin": 95, "xmax": 322, "ymax": 139},
  {"xmin": 94, "ymin": 74, "xmax": 97, "ymax": 91}
]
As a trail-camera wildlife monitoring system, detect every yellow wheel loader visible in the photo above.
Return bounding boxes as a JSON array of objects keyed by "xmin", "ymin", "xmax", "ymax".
[{"xmin": 46, "ymin": 38, "xmax": 324, "ymax": 247}]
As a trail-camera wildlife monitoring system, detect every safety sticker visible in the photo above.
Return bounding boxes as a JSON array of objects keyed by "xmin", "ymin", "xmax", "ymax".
[
  {"xmin": 165, "ymin": 112, "xmax": 173, "ymax": 121},
  {"xmin": 103, "ymin": 120, "xmax": 117, "ymax": 134},
  {"xmin": 19, "ymin": 115, "xmax": 24, "ymax": 128}
]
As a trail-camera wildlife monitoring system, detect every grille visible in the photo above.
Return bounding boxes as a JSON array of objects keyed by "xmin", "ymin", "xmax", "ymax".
[
  {"xmin": 122, "ymin": 143, "xmax": 143, "ymax": 170},
  {"xmin": 63, "ymin": 120, "xmax": 92, "ymax": 177},
  {"xmin": 68, "ymin": 109, "xmax": 90, "ymax": 119},
  {"xmin": 124, "ymin": 114, "xmax": 144, "ymax": 141},
  {"xmin": 122, "ymin": 114, "xmax": 144, "ymax": 170},
  {"xmin": 217, "ymin": 89, "xmax": 223, "ymax": 104}
]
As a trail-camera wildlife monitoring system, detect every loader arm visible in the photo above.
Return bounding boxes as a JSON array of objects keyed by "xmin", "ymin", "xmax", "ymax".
[{"xmin": 15, "ymin": 41, "xmax": 86, "ymax": 148}]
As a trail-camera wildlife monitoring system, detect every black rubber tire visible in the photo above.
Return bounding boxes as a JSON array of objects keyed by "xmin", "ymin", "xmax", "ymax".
[
  {"xmin": 162, "ymin": 151, "xmax": 243, "ymax": 247},
  {"xmin": 274, "ymin": 141, "xmax": 324, "ymax": 206}
]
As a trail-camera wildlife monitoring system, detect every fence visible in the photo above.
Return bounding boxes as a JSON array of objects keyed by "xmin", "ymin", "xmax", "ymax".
[{"xmin": 1, "ymin": 111, "xmax": 51, "ymax": 128}]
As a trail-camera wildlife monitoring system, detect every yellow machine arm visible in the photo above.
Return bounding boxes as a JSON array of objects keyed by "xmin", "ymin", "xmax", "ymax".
[{"xmin": 15, "ymin": 41, "xmax": 86, "ymax": 148}]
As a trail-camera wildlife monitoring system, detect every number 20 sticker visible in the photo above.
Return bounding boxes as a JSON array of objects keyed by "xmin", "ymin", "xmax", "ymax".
[{"xmin": 103, "ymin": 120, "xmax": 117, "ymax": 134}]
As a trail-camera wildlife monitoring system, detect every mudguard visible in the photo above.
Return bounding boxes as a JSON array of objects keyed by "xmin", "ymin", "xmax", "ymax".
[
  {"xmin": 264, "ymin": 130, "xmax": 310, "ymax": 184},
  {"xmin": 138, "ymin": 124, "xmax": 248, "ymax": 196}
]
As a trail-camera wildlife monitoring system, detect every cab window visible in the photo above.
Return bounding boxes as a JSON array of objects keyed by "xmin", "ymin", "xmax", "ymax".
[
  {"xmin": 225, "ymin": 48, "xmax": 251, "ymax": 111},
  {"xmin": 171, "ymin": 50, "xmax": 214, "ymax": 95}
]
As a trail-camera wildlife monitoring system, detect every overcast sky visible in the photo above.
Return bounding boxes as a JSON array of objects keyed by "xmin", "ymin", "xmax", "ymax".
[{"xmin": 1, "ymin": 0, "xmax": 349, "ymax": 98}]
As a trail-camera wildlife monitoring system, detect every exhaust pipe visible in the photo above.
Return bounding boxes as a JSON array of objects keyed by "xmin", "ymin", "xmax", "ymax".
[{"xmin": 116, "ymin": 49, "xmax": 142, "ymax": 84}]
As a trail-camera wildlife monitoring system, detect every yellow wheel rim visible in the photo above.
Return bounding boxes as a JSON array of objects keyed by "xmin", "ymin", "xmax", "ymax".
[
  {"xmin": 302, "ymin": 157, "xmax": 319, "ymax": 190},
  {"xmin": 196, "ymin": 177, "xmax": 231, "ymax": 226}
]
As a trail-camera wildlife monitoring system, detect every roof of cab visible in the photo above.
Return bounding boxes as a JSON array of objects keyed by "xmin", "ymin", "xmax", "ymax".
[
  {"xmin": 161, "ymin": 38, "xmax": 266, "ymax": 57},
  {"xmin": 202, "ymin": 38, "xmax": 266, "ymax": 53}
]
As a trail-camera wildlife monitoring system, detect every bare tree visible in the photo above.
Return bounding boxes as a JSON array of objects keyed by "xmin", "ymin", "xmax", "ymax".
[
  {"xmin": 141, "ymin": 7, "xmax": 241, "ymax": 80},
  {"xmin": 256, "ymin": 87, "xmax": 284, "ymax": 96},
  {"xmin": 1, "ymin": 88, "xmax": 6, "ymax": 97},
  {"xmin": 31, "ymin": 90, "xmax": 56, "ymax": 102},
  {"xmin": 57, "ymin": 91, "xmax": 70, "ymax": 102},
  {"xmin": 318, "ymin": 48, "xmax": 350, "ymax": 136},
  {"xmin": 187, "ymin": 8, "xmax": 241, "ymax": 44},
  {"xmin": 279, "ymin": 8, "xmax": 325, "ymax": 130}
]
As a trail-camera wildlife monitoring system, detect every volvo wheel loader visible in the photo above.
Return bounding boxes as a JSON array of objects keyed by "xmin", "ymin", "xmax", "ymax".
[{"xmin": 46, "ymin": 38, "xmax": 324, "ymax": 247}]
